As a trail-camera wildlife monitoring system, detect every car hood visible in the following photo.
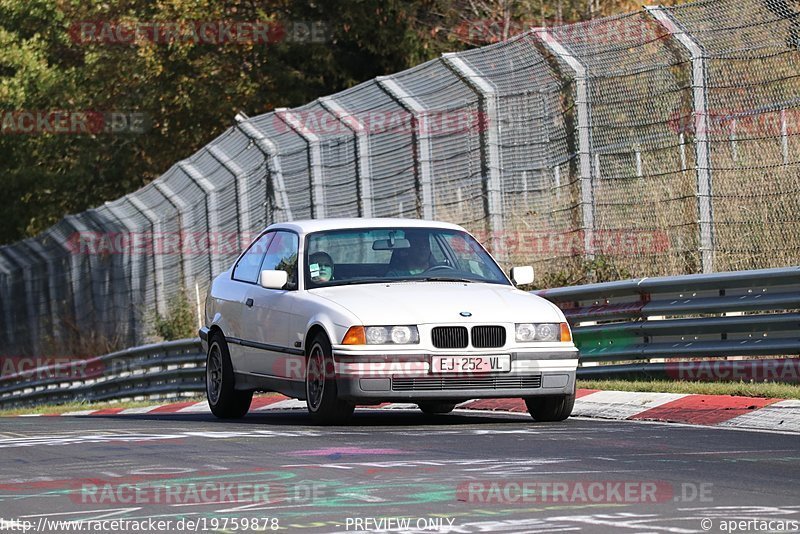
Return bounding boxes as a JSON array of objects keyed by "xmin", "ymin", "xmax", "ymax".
[{"xmin": 310, "ymin": 282, "xmax": 564, "ymax": 325}]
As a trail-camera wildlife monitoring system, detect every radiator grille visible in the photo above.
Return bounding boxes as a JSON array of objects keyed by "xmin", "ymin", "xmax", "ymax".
[
  {"xmin": 392, "ymin": 375, "xmax": 542, "ymax": 391},
  {"xmin": 431, "ymin": 326, "xmax": 468, "ymax": 349},
  {"xmin": 471, "ymin": 326, "xmax": 506, "ymax": 348}
]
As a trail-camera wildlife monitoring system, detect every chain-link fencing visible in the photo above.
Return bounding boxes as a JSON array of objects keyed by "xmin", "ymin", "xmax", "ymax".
[{"xmin": 1, "ymin": 0, "xmax": 799, "ymax": 357}]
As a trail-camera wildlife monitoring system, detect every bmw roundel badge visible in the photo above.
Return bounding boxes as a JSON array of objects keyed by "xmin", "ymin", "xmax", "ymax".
[{"xmin": 460, "ymin": 311, "xmax": 472, "ymax": 317}]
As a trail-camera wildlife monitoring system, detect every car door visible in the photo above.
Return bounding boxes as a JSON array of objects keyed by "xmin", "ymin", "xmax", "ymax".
[
  {"xmin": 241, "ymin": 230, "xmax": 300, "ymax": 377},
  {"xmin": 226, "ymin": 231, "xmax": 274, "ymax": 371}
]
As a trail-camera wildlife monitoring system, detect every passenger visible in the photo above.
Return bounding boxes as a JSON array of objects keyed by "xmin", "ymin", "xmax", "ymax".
[{"xmin": 309, "ymin": 251, "xmax": 334, "ymax": 282}]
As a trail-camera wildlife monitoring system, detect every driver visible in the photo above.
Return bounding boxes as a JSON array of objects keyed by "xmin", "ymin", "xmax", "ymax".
[{"xmin": 386, "ymin": 233, "xmax": 432, "ymax": 276}]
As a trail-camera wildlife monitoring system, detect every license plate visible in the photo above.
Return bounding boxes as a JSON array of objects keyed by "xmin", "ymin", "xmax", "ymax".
[{"xmin": 431, "ymin": 355, "xmax": 511, "ymax": 373}]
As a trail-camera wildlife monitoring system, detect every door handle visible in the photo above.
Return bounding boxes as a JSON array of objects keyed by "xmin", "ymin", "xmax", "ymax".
[{"xmin": 245, "ymin": 298, "xmax": 254, "ymax": 308}]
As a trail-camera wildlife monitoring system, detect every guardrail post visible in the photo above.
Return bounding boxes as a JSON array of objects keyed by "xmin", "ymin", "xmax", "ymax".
[
  {"xmin": 179, "ymin": 161, "xmax": 222, "ymax": 278},
  {"xmin": 318, "ymin": 96, "xmax": 374, "ymax": 218},
  {"xmin": 153, "ymin": 180, "xmax": 195, "ymax": 294},
  {"xmin": 208, "ymin": 145, "xmax": 251, "ymax": 240},
  {"xmin": 274, "ymin": 109, "xmax": 326, "ymax": 219},
  {"xmin": 535, "ymin": 30, "xmax": 596, "ymax": 259},
  {"xmin": 376, "ymin": 76, "xmax": 435, "ymax": 220},
  {"xmin": 235, "ymin": 117, "xmax": 294, "ymax": 222},
  {"xmin": 441, "ymin": 53, "xmax": 505, "ymax": 259},
  {"xmin": 646, "ymin": 6, "xmax": 715, "ymax": 273},
  {"xmin": 126, "ymin": 195, "xmax": 167, "ymax": 316}
]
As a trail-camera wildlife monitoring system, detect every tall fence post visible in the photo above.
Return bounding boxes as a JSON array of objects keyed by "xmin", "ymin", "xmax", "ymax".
[
  {"xmin": 782, "ymin": 108, "xmax": 790, "ymax": 165},
  {"xmin": 535, "ymin": 30, "xmax": 596, "ymax": 259},
  {"xmin": 646, "ymin": 6, "xmax": 715, "ymax": 273},
  {"xmin": 441, "ymin": 53, "xmax": 505, "ymax": 259},
  {"xmin": 318, "ymin": 96, "xmax": 374, "ymax": 218},
  {"xmin": 127, "ymin": 195, "xmax": 167, "ymax": 316},
  {"xmin": 235, "ymin": 117, "xmax": 293, "ymax": 222},
  {"xmin": 102, "ymin": 202, "xmax": 144, "ymax": 339},
  {"xmin": 376, "ymin": 76, "xmax": 435, "ymax": 220},
  {"xmin": 274, "ymin": 109, "xmax": 326, "ymax": 219},
  {"xmin": 24, "ymin": 238, "xmax": 61, "ymax": 348},
  {"xmin": 0, "ymin": 253, "xmax": 15, "ymax": 348},
  {"xmin": 153, "ymin": 180, "xmax": 195, "ymax": 294},
  {"xmin": 64, "ymin": 215, "xmax": 95, "ymax": 338},
  {"xmin": 0, "ymin": 247, "xmax": 38, "ymax": 355},
  {"xmin": 179, "ymin": 161, "xmax": 222, "ymax": 278},
  {"xmin": 208, "ymin": 145, "xmax": 251, "ymax": 240}
]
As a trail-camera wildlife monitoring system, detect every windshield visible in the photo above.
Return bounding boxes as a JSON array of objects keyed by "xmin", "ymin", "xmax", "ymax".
[{"xmin": 304, "ymin": 227, "xmax": 510, "ymax": 288}]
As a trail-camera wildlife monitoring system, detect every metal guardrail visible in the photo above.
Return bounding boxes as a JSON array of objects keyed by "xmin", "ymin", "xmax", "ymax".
[
  {"xmin": 538, "ymin": 266, "xmax": 800, "ymax": 379},
  {"xmin": 0, "ymin": 266, "xmax": 797, "ymax": 408}
]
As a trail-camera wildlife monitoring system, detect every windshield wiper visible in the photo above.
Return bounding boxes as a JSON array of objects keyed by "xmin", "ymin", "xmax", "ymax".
[{"xmin": 422, "ymin": 277, "xmax": 474, "ymax": 283}]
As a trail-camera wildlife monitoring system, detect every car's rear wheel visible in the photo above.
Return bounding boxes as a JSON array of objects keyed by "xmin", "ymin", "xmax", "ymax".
[
  {"xmin": 207, "ymin": 333, "xmax": 252, "ymax": 419},
  {"xmin": 418, "ymin": 402, "xmax": 457, "ymax": 415},
  {"xmin": 305, "ymin": 332, "xmax": 354, "ymax": 425},
  {"xmin": 525, "ymin": 390, "xmax": 575, "ymax": 422}
]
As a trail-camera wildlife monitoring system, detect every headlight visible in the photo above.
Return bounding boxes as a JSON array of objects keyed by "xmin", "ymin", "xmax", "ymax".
[
  {"xmin": 515, "ymin": 323, "xmax": 564, "ymax": 342},
  {"xmin": 364, "ymin": 326, "xmax": 419, "ymax": 345}
]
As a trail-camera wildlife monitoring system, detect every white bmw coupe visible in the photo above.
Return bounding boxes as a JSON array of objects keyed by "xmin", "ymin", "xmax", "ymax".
[{"xmin": 200, "ymin": 218, "xmax": 578, "ymax": 424}]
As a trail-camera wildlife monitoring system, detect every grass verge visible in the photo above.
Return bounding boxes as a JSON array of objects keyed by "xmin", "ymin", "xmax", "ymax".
[{"xmin": 578, "ymin": 379, "xmax": 800, "ymax": 400}]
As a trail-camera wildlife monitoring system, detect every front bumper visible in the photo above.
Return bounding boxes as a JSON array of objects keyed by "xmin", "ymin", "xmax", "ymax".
[{"xmin": 332, "ymin": 349, "xmax": 578, "ymax": 402}]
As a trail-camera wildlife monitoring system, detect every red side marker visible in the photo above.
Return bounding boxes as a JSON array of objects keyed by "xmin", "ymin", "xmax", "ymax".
[
  {"xmin": 249, "ymin": 395, "xmax": 289, "ymax": 410},
  {"xmin": 630, "ymin": 394, "xmax": 780, "ymax": 425},
  {"xmin": 90, "ymin": 407, "xmax": 126, "ymax": 415},
  {"xmin": 148, "ymin": 401, "xmax": 200, "ymax": 414}
]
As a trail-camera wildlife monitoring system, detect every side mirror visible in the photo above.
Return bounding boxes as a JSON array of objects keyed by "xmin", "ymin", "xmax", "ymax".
[
  {"xmin": 510, "ymin": 266, "xmax": 534, "ymax": 286},
  {"xmin": 259, "ymin": 269, "xmax": 288, "ymax": 289}
]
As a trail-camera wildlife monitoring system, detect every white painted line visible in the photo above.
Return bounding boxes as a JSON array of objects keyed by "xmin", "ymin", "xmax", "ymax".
[
  {"xmin": 252, "ymin": 399, "xmax": 306, "ymax": 411},
  {"xmin": 573, "ymin": 391, "xmax": 687, "ymax": 419},
  {"xmin": 177, "ymin": 401, "xmax": 212, "ymax": 413},
  {"xmin": 60, "ymin": 410, "xmax": 97, "ymax": 416},
  {"xmin": 376, "ymin": 403, "xmax": 419, "ymax": 410},
  {"xmin": 119, "ymin": 406, "xmax": 166, "ymax": 415}
]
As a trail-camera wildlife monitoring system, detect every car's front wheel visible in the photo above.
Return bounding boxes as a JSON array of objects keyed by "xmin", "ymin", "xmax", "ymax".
[
  {"xmin": 305, "ymin": 332, "xmax": 355, "ymax": 425},
  {"xmin": 525, "ymin": 390, "xmax": 575, "ymax": 422},
  {"xmin": 206, "ymin": 333, "xmax": 253, "ymax": 419},
  {"xmin": 418, "ymin": 402, "xmax": 457, "ymax": 415}
]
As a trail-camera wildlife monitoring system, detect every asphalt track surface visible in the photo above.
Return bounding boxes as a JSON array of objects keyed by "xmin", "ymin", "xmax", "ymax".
[{"xmin": 0, "ymin": 408, "xmax": 799, "ymax": 533}]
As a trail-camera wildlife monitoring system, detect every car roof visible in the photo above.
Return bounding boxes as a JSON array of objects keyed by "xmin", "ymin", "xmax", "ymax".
[{"xmin": 264, "ymin": 218, "xmax": 467, "ymax": 235}]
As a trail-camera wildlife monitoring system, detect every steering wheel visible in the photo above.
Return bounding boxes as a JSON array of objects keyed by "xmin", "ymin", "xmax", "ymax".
[{"xmin": 422, "ymin": 264, "xmax": 456, "ymax": 274}]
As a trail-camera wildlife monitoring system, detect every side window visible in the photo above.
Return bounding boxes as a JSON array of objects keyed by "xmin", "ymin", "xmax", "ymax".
[
  {"xmin": 232, "ymin": 233, "xmax": 273, "ymax": 283},
  {"xmin": 261, "ymin": 231, "xmax": 299, "ymax": 289}
]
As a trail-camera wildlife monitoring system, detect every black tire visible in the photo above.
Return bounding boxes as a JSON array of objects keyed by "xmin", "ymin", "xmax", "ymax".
[
  {"xmin": 418, "ymin": 402, "xmax": 457, "ymax": 415},
  {"xmin": 206, "ymin": 333, "xmax": 253, "ymax": 419},
  {"xmin": 305, "ymin": 332, "xmax": 355, "ymax": 425},
  {"xmin": 525, "ymin": 391, "xmax": 575, "ymax": 422}
]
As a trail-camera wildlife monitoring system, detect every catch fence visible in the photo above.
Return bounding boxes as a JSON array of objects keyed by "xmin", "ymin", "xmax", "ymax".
[{"xmin": 1, "ymin": 0, "xmax": 799, "ymax": 356}]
